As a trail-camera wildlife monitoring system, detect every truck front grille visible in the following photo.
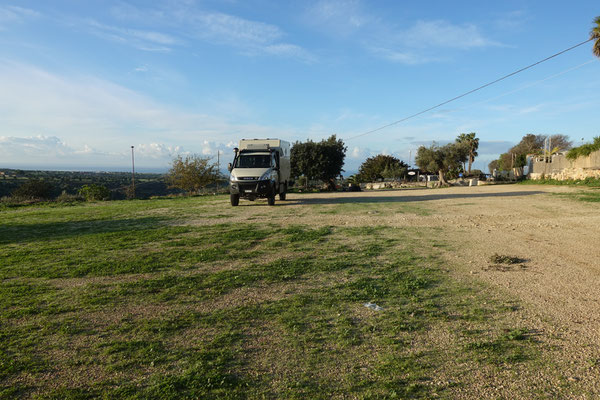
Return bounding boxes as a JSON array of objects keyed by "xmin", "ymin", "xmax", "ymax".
[{"xmin": 238, "ymin": 182, "xmax": 258, "ymax": 191}]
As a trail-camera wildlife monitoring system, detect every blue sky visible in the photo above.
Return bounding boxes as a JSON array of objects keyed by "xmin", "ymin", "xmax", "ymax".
[{"xmin": 1, "ymin": 1, "xmax": 599, "ymax": 173}]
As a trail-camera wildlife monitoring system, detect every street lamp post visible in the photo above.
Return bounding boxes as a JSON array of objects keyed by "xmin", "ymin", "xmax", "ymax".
[
  {"xmin": 131, "ymin": 146, "xmax": 135, "ymax": 198},
  {"xmin": 216, "ymin": 150, "xmax": 220, "ymax": 193}
]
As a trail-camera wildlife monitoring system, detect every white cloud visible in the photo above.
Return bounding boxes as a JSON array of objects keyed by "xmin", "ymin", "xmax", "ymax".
[
  {"xmin": 263, "ymin": 44, "xmax": 316, "ymax": 63},
  {"xmin": 0, "ymin": 5, "xmax": 40, "ymax": 29},
  {"xmin": 106, "ymin": 3, "xmax": 314, "ymax": 61},
  {"xmin": 0, "ymin": 134, "xmax": 237, "ymax": 170},
  {"xmin": 368, "ymin": 47, "xmax": 428, "ymax": 65},
  {"xmin": 136, "ymin": 143, "xmax": 183, "ymax": 159},
  {"xmin": 191, "ymin": 12, "xmax": 282, "ymax": 45},
  {"xmin": 83, "ymin": 19, "xmax": 178, "ymax": 52},
  {"xmin": 401, "ymin": 20, "xmax": 499, "ymax": 50},
  {"xmin": 305, "ymin": 1, "xmax": 499, "ymax": 64},
  {"xmin": 365, "ymin": 19, "xmax": 501, "ymax": 64},
  {"xmin": 0, "ymin": 135, "xmax": 72, "ymax": 156},
  {"xmin": 0, "ymin": 61, "xmax": 303, "ymax": 169},
  {"xmin": 306, "ymin": 0, "xmax": 373, "ymax": 34},
  {"xmin": 494, "ymin": 10, "xmax": 529, "ymax": 32}
]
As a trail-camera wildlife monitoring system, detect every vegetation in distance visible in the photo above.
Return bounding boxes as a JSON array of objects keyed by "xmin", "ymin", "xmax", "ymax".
[
  {"xmin": 487, "ymin": 134, "xmax": 572, "ymax": 174},
  {"xmin": 413, "ymin": 132, "xmax": 480, "ymax": 187},
  {"xmin": 356, "ymin": 155, "xmax": 409, "ymax": 183},
  {"xmin": 566, "ymin": 137, "xmax": 600, "ymax": 161},
  {"xmin": 290, "ymin": 135, "xmax": 346, "ymax": 190},
  {"xmin": 0, "ymin": 169, "xmax": 181, "ymax": 201}
]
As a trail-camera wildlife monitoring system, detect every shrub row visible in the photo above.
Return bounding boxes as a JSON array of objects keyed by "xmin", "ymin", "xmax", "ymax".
[
  {"xmin": 566, "ymin": 136, "xmax": 600, "ymax": 161},
  {"xmin": 1, "ymin": 181, "xmax": 112, "ymax": 206}
]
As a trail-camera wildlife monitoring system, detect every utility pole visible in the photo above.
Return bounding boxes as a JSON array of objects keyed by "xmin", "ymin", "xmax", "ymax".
[
  {"xmin": 216, "ymin": 150, "xmax": 220, "ymax": 193},
  {"xmin": 131, "ymin": 146, "xmax": 135, "ymax": 198}
]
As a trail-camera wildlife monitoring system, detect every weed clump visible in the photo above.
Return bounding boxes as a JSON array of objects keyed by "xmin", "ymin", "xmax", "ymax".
[{"xmin": 489, "ymin": 253, "xmax": 525, "ymax": 265}]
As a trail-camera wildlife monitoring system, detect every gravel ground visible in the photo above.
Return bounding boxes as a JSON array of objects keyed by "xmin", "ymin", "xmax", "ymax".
[{"xmin": 275, "ymin": 184, "xmax": 600, "ymax": 397}]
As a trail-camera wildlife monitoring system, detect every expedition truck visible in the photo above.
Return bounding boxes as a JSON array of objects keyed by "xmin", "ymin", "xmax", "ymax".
[{"xmin": 227, "ymin": 139, "xmax": 291, "ymax": 206}]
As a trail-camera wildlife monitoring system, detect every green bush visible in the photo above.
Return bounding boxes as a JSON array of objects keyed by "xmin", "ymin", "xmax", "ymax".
[
  {"xmin": 566, "ymin": 137, "xmax": 600, "ymax": 161},
  {"xmin": 78, "ymin": 184, "xmax": 111, "ymax": 201},
  {"xmin": 12, "ymin": 179, "xmax": 54, "ymax": 200},
  {"xmin": 56, "ymin": 190, "xmax": 84, "ymax": 203},
  {"xmin": 520, "ymin": 177, "xmax": 600, "ymax": 187},
  {"xmin": 296, "ymin": 176, "xmax": 308, "ymax": 188}
]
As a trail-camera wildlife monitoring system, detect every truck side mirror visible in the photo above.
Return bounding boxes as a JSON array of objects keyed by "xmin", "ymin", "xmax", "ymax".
[{"xmin": 227, "ymin": 163, "xmax": 233, "ymax": 172}]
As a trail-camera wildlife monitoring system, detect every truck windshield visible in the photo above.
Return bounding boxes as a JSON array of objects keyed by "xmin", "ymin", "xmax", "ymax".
[{"xmin": 235, "ymin": 154, "xmax": 271, "ymax": 168}]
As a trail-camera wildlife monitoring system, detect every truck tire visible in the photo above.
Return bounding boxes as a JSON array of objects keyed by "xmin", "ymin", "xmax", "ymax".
[
  {"xmin": 279, "ymin": 183, "xmax": 287, "ymax": 201},
  {"xmin": 230, "ymin": 193, "xmax": 239, "ymax": 206}
]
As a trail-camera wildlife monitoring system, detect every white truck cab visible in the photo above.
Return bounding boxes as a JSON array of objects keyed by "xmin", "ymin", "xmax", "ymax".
[{"xmin": 228, "ymin": 139, "xmax": 291, "ymax": 206}]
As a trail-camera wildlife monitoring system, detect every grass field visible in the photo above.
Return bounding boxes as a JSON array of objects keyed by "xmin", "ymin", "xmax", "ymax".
[{"xmin": 0, "ymin": 194, "xmax": 567, "ymax": 398}]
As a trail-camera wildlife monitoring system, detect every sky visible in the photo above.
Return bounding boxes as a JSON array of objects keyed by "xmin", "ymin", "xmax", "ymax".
[{"xmin": 0, "ymin": 0, "xmax": 599, "ymax": 174}]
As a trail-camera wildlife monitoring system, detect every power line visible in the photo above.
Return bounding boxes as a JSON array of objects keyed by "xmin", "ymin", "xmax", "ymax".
[
  {"xmin": 443, "ymin": 59, "xmax": 595, "ymax": 114},
  {"xmin": 346, "ymin": 38, "xmax": 593, "ymax": 141}
]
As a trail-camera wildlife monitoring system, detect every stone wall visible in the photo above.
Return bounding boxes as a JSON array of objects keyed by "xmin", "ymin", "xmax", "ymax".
[{"xmin": 529, "ymin": 150, "xmax": 600, "ymax": 180}]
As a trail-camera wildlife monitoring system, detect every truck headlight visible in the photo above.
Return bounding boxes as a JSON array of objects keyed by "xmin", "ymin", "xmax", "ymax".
[
  {"xmin": 229, "ymin": 173, "xmax": 237, "ymax": 182},
  {"xmin": 259, "ymin": 171, "xmax": 271, "ymax": 181}
]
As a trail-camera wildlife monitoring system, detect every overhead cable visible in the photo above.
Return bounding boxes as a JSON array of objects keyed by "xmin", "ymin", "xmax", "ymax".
[{"xmin": 346, "ymin": 38, "xmax": 593, "ymax": 141}]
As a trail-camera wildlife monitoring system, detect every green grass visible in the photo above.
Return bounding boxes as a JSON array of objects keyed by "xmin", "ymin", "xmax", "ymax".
[
  {"xmin": 0, "ymin": 195, "xmax": 568, "ymax": 398},
  {"xmin": 550, "ymin": 190, "xmax": 600, "ymax": 203},
  {"xmin": 519, "ymin": 177, "xmax": 600, "ymax": 188}
]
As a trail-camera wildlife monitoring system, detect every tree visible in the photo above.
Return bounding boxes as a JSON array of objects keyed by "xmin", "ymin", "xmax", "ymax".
[
  {"xmin": 78, "ymin": 184, "xmax": 110, "ymax": 201},
  {"xmin": 592, "ymin": 16, "xmax": 600, "ymax": 58},
  {"xmin": 166, "ymin": 154, "xmax": 218, "ymax": 194},
  {"xmin": 415, "ymin": 143, "xmax": 464, "ymax": 186},
  {"xmin": 357, "ymin": 154, "xmax": 408, "ymax": 182},
  {"xmin": 291, "ymin": 135, "xmax": 347, "ymax": 190},
  {"xmin": 318, "ymin": 135, "xmax": 347, "ymax": 189},
  {"xmin": 456, "ymin": 132, "xmax": 479, "ymax": 175},
  {"xmin": 291, "ymin": 140, "xmax": 318, "ymax": 187},
  {"xmin": 12, "ymin": 179, "xmax": 54, "ymax": 200},
  {"xmin": 546, "ymin": 134, "xmax": 572, "ymax": 154},
  {"xmin": 492, "ymin": 134, "xmax": 572, "ymax": 171},
  {"xmin": 488, "ymin": 160, "xmax": 499, "ymax": 174}
]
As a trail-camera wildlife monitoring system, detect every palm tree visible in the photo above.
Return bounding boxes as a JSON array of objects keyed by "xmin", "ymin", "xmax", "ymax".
[
  {"xmin": 592, "ymin": 16, "xmax": 600, "ymax": 58},
  {"xmin": 456, "ymin": 132, "xmax": 479, "ymax": 175}
]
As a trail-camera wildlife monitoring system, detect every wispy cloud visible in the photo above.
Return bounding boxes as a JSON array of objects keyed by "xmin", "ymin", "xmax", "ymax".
[
  {"xmin": 366, "ymin": 19, "xmax": 501, "ymax": 64},
  {"xmin": 305, "ymin": 0, "xmax": 500, "ymax": 64},
  {"xmin": 494, "ymin": 10, "xmax": 529, "ymax": 32},
  {"xmin": 0, "ymin": 5, "xmax": 40, "ymax": 30},
  {"xmin": 400, "ymin": 20, "xmax": 500, "ymax": 50},
  {"xmin": 0, "ymin": 61, "xmax": 302, "ymax": 168},
  {"xmin": 368, "ymin": 47, "xmax": 429, "ymax": 65},
  {"xmin": 0, "ymin": 135, "xmax": 224, "ymax": 169},
  {"xmin": 189, "ymin": 12, "xmax": 282, "ymax": 45},
  {"xmin": 106, "ymin": 3, "xmax": 314, "ymax": 61},
  {"xmin": 306, "ymin": 0, "xmax": 373, "ymax": 35},
  {"xmin": 83, "ymin": 19, "xmax": 178, "ymax": 52},
  {"xmin": 0, "ymin": 135, "xmax": 73, "ymax": 156}
]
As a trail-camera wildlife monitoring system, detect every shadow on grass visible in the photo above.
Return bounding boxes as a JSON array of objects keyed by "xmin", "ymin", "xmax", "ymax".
[
  {"xmin": 0, "ymin": 217, "xmax": 169, "ymax": 245},
  {"xmin": 281, "ymin": 190, "xmax": 546, "ymax": 205}
]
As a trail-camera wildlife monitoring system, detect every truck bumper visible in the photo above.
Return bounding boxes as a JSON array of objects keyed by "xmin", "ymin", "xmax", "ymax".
[{"xmin": 230, "ymin": 180, "xmax": 273, "ymax": 197}]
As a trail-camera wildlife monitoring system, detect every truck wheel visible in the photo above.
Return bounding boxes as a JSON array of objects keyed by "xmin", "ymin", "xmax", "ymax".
[
  {"xmin": 267, "ymin": 195, "xmax": 275, "ymax": 206},
  {"xmin": 279, "ymin": 183, "xmax": 287, "ymax": 200},
  {"xmin": 230, "ymin": 193, "xmax": 239, "ymax": 206}
]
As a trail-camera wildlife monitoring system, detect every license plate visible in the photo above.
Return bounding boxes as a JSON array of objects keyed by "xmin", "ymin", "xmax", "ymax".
[{"xmin": 244, "ymin": 190, "xmax": 253, "ymax": 193}]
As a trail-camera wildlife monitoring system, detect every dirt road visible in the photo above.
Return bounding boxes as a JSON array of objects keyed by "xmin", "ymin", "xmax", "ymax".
[{"xmin": 276, "ymin": 184, "xmax": 600, "ymax": 394}]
